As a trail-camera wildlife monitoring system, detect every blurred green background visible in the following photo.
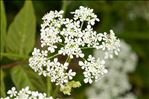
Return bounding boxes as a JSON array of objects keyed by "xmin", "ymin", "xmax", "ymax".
[{"xmin": 0, "ymin": 0, "xmax": 149, "ymax": 99}]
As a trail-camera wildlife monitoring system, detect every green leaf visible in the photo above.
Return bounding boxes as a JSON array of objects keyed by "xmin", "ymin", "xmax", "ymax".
[
  {"xmin": 0, "ymin": 0, "xmax": 7, "ymax": 59},
  {"xmin": 6, "ymin": 0, "xmax": 36, "ymax": 59},
  {"xmin": 10, "ymin": 65, "xmax": 46, "ymax": 92},
  {"xmin": 0, "ymin": 69, "xmax": 6, "ymax": 97}
]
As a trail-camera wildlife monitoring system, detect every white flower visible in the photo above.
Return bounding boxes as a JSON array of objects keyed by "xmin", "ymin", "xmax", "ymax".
[
  {"xmin": 29, "ymin": 6, "xmax": 120, "ymax": 88},
  {"xmin": 99, "ymin": 30, "xmax": 120, "ymax": 59},
  {"xmin": 7, "ymin": 87, "xmax": 17, "ymax": 97},
  {"xmin": 71, "ymin": 6, "xmax": 99, "ymax": 25},
  {"xmin": 79, "ymin": 55, "xmax": 108, "ymax": 84},
  {"xmin": 86, "ymin": 40, "xmax": 137, "ymax": 99},
  {"xmin": 42, "ymin": 10, "xmax": 64, "ymax": 22},
  {"xmin": 67, "ymin": 69, "xmax": 76, "ymax": 80},
  {"xmin": 29, "ymin": 48, "xmax": 47, "ymax": 74},
  {"xmin": 1, "ymin": 87, "xmax": 53, "ymax": 99},
  {"xmin": 58, "ymin": 41, "xmax": 84, "ymax": 58},
  {"xmin": 45, "ymin": 58, "xmax": 76, "ymax": 86}
]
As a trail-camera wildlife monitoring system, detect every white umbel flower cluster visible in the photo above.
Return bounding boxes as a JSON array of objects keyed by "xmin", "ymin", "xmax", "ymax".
[
  {"xmin": 29, "ymin": 6, "xmax": 120, "ymax": 87},
  {"xmin": 86, "ymin": 40, "xmax": 137, "ymax": 99},
  {"xmin": 29, "ymin": 48, "xmax": 76, "ymax": 86},
  {"xmin": 79, "ymin": 55, "xmax": 108, "ymax": 84},
  {"xmin": 0, "ymin": 86, "xmax": 53, "ymax": 99},
  {"xmin": 71, "ymin": 6, "xmax": 99, "ymax": 25}
]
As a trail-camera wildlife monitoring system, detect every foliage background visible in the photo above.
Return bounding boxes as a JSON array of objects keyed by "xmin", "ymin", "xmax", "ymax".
[{"xmin": 0, "ymin": 0, "xmax": 149, "ymax": 99}]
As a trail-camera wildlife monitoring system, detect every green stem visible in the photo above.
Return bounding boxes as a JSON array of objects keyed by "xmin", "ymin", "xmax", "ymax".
[
  {"xmin": 66, "ymin": 56, "xmax": 69, "ymax": 62},
  {"xmin": 81, "ymin": 47, "xmax": 94, "ymax": 50},
  {"xmin": 61, "ymin": 0, "xmax": 69, "ymax": 17},
  {"xmin": 66, "ymin": 56, "xmax": 71, "ymax": 63},
  {"xmin": 68, "ymin": 58, "xmax": 71, "ymax": 63},
  {"xmin": 81, "ymin": 21, "xmax": 84, "ymax": 29},
  {"xmin": 53, "ymin": 86, "xmax": 60, "ymax": 98},
  {"xmin": 0, "ymin": 52, "xmax": 28, "ymax": 59},
  {"xmin": 82, "ymin": 57, "xmax": 86, "ymax": 61},
  {"xmin": 47, "ymin": 77, "xmax": 52, "ymax": 96},
  {"xmin": 48, "ymin": 53, "xmax": 59, "ymax": 59},
  {"xmin": 58, "ymin": 43, "xmax": 64, "ymax": 46}
]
